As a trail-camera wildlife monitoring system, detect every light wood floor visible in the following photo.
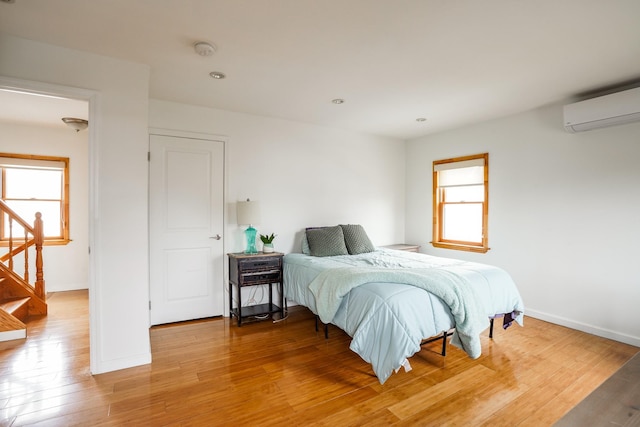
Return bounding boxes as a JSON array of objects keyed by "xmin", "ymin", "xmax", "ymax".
[{"xmin": 0, "ymin": 290, "xmax": 637, "ymax": 426}]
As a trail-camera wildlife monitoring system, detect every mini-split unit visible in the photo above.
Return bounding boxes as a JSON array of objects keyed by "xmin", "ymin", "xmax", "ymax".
[{"xmin": 563, "ymin": 86, "xmax": 640, "ymax": 133}]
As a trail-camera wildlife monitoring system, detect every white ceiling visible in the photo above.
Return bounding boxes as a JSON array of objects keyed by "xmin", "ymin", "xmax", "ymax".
[{"xmin": 1, "ymin": 0, "xmax": 639, "ymax": 139}]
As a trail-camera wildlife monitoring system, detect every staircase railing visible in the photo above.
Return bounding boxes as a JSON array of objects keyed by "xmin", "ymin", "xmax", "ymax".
[{"xmin": 0, "ymin": 199, "xmax": 45, "ymax": 299}]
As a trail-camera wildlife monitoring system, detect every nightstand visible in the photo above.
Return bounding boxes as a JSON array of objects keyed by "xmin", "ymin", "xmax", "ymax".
[
  {"xmin": 382, "ymin": 244, "xmax": 421, "ymax": 253},
  {"xmin": 228, "ymin": 252, "xmax": 284, "ymax": 326}
]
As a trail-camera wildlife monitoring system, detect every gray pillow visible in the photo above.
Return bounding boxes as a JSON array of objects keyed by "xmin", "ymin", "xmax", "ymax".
[
  {"xmin": 340, "ymin": 224, "xmax": 375, "ymax": 255},
  {"xmin": 301, "ymin": 232, "xmax": 311, "ymax": 255},
  {"xmin": 306, "ymin": 226, "xmax": 349, "ymax": 257}
]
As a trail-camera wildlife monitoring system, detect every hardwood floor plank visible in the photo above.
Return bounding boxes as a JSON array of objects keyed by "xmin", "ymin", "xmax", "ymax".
[
  {"xmin": 388, "ymin": 364, "xmax": 496, "ymax": 419},
  {"xmin": 0, "ymin": 290, "xmax": 637, "ymax": 426}
]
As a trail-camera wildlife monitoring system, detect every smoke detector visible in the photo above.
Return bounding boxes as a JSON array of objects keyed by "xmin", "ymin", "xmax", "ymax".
[{"xmin": 194, "ymin": 42, "xmax": 216, "ymax": 57}]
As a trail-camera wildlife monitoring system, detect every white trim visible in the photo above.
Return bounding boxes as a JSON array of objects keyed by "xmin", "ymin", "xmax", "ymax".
[
  {"xmin": 0, "ymin": 75, "xmax": 105, "ymax": 374},
  {"xmin": 149, "ymin": 127, "xmax": 228, "ymax": 141},
  {"xmin": 87, "ymin": 91, "xmax": 101, "ymax": 375},
  {"xmin": 91, "ymin": 353, "xmax": 152, "ymax": 375},
  {"xmin": 0, "ymin": 76, "xmax": 96, "ymax": 103},
  {"xmin": 0, "ymin": 329, "xmax": 26, "ymax": 342},
  {"xmin": 526, "ymin": 308, "xmax": 640, "ymax": 347}
]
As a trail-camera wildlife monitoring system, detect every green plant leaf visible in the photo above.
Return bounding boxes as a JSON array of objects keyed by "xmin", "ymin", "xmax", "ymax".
[{"xmin": 259, "ymin": 233, "xmax": 276, "ymax": 243}]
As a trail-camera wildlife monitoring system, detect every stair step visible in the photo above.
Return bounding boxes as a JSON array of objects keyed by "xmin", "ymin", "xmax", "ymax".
[
  {"xmin": 0, "ymin": 297, "xmax": 31, "ymax": 322},
  {"xmin": 0, "ymin": 301, "xmax": 26, "ymax": 340},
  {"xmin": 0, "ymin": 268, "xmax": 47, "ymax": 316}
]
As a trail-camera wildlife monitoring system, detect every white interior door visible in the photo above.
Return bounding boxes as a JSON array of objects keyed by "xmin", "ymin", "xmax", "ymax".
[{"xmin": 149, "ymin": 133, "xmax": 224, "ymax": 325}]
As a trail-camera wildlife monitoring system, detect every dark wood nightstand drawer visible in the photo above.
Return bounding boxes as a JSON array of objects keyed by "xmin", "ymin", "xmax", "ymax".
[
  {"xmin": 230, "ymin": 255, "xmax": 282, "ymax": 284},
  {"xmin": 239, "ymin": 269, "xmax": 281, "ymax": 286},
  {"xmin": 238, "ymin": 257, "xmax": 281, "ymax": 272}
]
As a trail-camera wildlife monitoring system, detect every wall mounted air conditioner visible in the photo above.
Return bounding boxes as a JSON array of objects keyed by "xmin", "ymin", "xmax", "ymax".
[{"xmin": 563, "ymin": 86, "xmax": 640, "ymax": 133}]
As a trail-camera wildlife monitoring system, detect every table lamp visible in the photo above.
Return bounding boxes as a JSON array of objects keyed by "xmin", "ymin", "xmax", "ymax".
[{"xmin": 236, "ymin": 199, "xmax": 261, "ymax": 254}]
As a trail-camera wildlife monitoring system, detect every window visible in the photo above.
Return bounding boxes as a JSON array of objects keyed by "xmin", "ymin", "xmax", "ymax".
[
  {"xmin": 0, "ymin": 153, "xmax": 70, "ymax": 245},
  {"xmin": 432, "ymin": 153, "xmax": 489, "ymax": 253}
]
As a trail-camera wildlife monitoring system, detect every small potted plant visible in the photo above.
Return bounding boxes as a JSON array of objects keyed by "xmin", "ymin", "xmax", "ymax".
[{"xmin": 260, "ymin": 233, "xmax": 276, "ymax": 253}]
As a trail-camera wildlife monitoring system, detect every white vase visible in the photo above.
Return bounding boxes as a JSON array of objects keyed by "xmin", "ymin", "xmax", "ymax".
[{"xmin": 263, "ymin": 243, "xmax": 274, "ymax": 253}]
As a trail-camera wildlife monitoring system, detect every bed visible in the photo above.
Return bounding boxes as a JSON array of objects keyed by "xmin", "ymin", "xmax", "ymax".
[{"xmin": 283, "ymin": 225, "xmax": 525, "ymax": 384}]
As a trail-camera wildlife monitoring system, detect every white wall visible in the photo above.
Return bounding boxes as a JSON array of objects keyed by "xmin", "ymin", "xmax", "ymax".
[
  {"xmin": 0, "ymin": 121, "xmax": 89, "ymax": 292},
  {"xmin": 149, "ymin": 100, "xmax": 406, "ymax": 308},
  {"xmin": 406, "ymin": 103, "xmax": 640, "ymax": 347},
  {"xmin": 0, "ymin": 32, "xmax": 404, "ymax": 375},
  {"xmin": 0, "ymin": 34, "xmax": 152, "ymax": 373},
  {"xmin": 149, "ymin": 99, "xmax": 406, "ymax": 254}
]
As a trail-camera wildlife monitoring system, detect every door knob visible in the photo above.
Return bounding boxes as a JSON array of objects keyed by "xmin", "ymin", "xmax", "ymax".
[{"xmin": 210, "ymin": 234, "xmax": 222, "ymax": 240}]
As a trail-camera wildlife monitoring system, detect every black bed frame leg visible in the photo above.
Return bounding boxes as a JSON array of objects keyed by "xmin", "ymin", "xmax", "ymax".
[
  {"xmin": 489, "ymin": 318, "xmax": 494, "ymax": 339},
  {"xmin": 441, "ymin": 330, "xmax": 447, "ymax": 356},
  {"xmin": 315, "ymin": 315, "xmax": 329, "ymax": 339}
]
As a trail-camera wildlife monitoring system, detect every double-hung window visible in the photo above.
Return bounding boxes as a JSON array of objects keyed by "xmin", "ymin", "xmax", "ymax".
[
  {"xmin": 0, "ymin": 153, "xmax": 70, "ymax": 245},
  {"xmin": 432, "ymin": 153, "xmax": 489, "ymax": 253}
]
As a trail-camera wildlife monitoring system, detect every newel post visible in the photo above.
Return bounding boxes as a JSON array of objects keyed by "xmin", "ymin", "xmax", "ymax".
[{"xmin": 34, "ymin": 212, "xmax": 45, "ymax": 299}]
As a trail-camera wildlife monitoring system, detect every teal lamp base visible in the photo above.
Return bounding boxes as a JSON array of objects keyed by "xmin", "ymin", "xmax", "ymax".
[{"xmin": 244, "ymin": 225, "xmax": 258, "ymax": 254}]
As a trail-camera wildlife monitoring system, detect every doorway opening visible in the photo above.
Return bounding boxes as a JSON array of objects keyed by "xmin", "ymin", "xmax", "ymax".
[{"xmin": 0, "ymin": 77, "xmax": 95, "ymax": 371}]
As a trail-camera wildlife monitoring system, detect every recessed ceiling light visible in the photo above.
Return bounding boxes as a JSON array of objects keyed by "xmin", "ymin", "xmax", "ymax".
[
  {"xmin": 209, "ymin": 71, "xmax": 226, "ymax": 79},
  {"xmin": 332, "ymin": 98, "xmax": 345, "ymax": 104},
  {"xmin": 416, "ymin": 117, "xmax": 427, "ymax": 122},
  {"xmin": 194, "ymin": 42, "xmax": 216, "ymax": 57}
]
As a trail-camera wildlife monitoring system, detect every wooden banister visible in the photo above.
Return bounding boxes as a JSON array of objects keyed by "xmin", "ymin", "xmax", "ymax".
[
  {"xmin": 0, "ymin": 200, "xmax": 46, "ymax": 299},
  {"xmin": 34, "ymin": 212, "xmax": 45, "ymax": 299},
  {"xmin": 0, "ymin": 200, "xmax": 36, "ymax": 234},
  {"xmin": 0, "ymin": 240, "xmax": 36, "ymax": 262}
]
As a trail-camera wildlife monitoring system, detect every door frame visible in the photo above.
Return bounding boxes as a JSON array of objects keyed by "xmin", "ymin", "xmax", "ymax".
[
  {"xmin": 148, "ymin": 128, "xmax": 228, "ymax": 323},
  {"xmin": 0, "ymin": 75, "xmax": 99, "ymax": 371}
]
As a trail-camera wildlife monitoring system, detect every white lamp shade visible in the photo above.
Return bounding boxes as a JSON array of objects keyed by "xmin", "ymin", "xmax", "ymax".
[{"xmin": 237, "ymin": 200, "xmax": 261, "ymax": 225}]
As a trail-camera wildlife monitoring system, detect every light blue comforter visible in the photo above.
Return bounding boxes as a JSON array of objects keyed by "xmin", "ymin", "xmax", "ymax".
[
  {"xmin": 284, "ymin": 249, "xmax": 524, "ymax": 384},
  {"xmin": 309, "ymin": 266, "xmax": 489, "ymax": 361}
]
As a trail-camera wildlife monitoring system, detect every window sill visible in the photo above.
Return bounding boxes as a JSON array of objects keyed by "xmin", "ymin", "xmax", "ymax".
[
  {"xmin": 431, "ymin": 242, "xmax": 490, "ymax": 254},
  {"xmin": 43, "ymin": 239, "xmax": 72, "ymax": 246},
  {"xmin": 0, "ymin": 238, "xmax": 72, "ymax": 247}
]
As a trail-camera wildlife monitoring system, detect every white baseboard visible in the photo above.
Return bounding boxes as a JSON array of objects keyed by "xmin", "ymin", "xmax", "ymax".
[
  {"xmin": 47, "ymin": 284, "xmax": 89, "ymax": 292},
  {"xmin": 0, "ymin": 329, "xmax": 26, "ymax": 342},
  {"xmin": 526, "ymin": 308, "xmax": 640, "ymax": 348},
  {"xmin": 90, "ymin": 352, "xmax": 152, "ymax": 375}
]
